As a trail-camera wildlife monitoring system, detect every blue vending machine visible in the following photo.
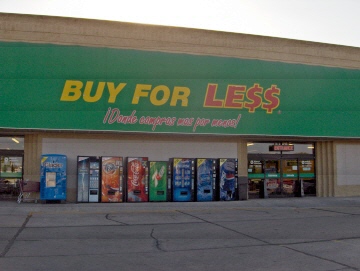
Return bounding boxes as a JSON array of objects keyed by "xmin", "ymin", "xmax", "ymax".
[
  {"xmin": 196, "ymin": 158, "xmax": 217, "ymax": 201},
  {"xmin": 169, "ymin": 158, "xmax": 195, "ymax": 202},
  {"xmin": 40, "ymin": 154, "xmax": 67, "ymax": 202},
  {"xmin": 218, "ymin": 158, "xmax": 238, "ymax": 201}
]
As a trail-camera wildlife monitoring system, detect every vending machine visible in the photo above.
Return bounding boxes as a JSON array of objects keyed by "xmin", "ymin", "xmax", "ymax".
[
  {"xmin": 169, "ymin": 158, "xmax": 195, "ymax": 202},
  {"xmin": 40, "ymin": 154, "xmax": 67, "ymax": 201},
  {"xmin": 101, "ymin": 156, "xmax": 123, "ymax": 203},
  {"xmin": 126, "ymin": 157, "xmax": 149, "ymax": 202},
  {"xmin": 218, "ymin": 158, "xmax": 238, "ymax": 201},
  {"xmin": 196, "ymin": 158, "xmax": 217, "ymax": 201},
  {"xmin": 89, "ymin": 159, "xmax": 100, "ymax": 202},
  {"xmin": 77, "ymin": 156, "xmax": 100, "ymax": 203},
  {"xmin": 149, "ymin": 161, "xmax": 168, "ymax": 202},
  {"xmin": 77, "ymin": 156, "xmax": 90, "ymax": 202}
]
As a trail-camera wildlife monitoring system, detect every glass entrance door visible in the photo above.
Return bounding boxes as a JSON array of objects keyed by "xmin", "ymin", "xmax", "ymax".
[
  {"xmin": 248, "ymin": 157, "xmax": 315, "ymax": 198},
  {"xmin": 248, "ymin": 142, "xmax": 316, "ymax": 198},
  {"xmin": 281, "ymin": 159, "xmax": 298, "ymax": 197},
  {"xmin": 264, "ymin": 160, "xmax": 281, "ymax": 197},
  {"xmin": 299, "ymin": 159, "xmax": 316, "ymax": 195}
]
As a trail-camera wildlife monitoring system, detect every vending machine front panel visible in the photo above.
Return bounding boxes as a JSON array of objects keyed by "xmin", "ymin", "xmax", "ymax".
[
  {"xmin": 126, "ymin": 157, "xmax": 149, "ymax": 202},
  {"xmin": 77, "ymin": 156, "xmax": 90, "ymax": 202},
  {"xmin": 101, "ymin": 157, "xmax": 123, "ymax": 203},
  {"xmin": 196, "ymin": 159, "xmax": 217, "ymax": 201},
  {"xmin": 89, "ymin": 157, "xmax": 100, "ymax": 202},
  {"xmin": 172, "ymin": 158, "xmax": 194, "ymax": 202},
  {"xmin": 218, "ymin": 158, "xmax": 238, "ymax": 201},
  {"xmin": 40, "ymin": 154, "xmax": 67, "ymax": 201},
  {"xmin": 149, "ymin": 161, "xmax": 168, "ymax": 202}
]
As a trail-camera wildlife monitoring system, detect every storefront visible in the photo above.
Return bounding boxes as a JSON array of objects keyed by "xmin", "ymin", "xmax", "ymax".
[
  {"xmin": 1, "ymin": 13, "xmax": 360, "ymax": 202},
  {"xmin": 247, "ymin": 142, "xmax": 315, "ymax": 198}
]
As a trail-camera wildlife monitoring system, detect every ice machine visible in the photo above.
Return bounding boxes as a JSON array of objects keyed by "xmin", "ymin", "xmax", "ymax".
[{"xmin": 40, "ymin": 154, "xmax": 67, "ymax": 201}]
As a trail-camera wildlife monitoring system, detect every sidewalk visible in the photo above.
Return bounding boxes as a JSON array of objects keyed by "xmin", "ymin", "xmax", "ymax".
[
  {"xmin": 1, "ymin": 196, "xmax": 360, "ymax": 271},
  {"xmin": 2, "ymin": 196, "xmax": 360, "ymax": 214}
]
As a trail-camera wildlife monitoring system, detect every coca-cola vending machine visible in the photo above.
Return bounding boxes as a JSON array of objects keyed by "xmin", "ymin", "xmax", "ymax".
[{"xmin": 126, "ymin": 157, "xmax": 149, "ymax": 202}]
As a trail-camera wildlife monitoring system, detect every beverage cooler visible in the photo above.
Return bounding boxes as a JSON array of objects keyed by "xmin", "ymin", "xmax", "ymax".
[
  {"xmin": 101, "ymin": 157, "xmax": 124, "ymax": 203},
  {"xmin": 40, "ymin": 154, "xmax": 67, "ymax": 201},
  {"xmin": 77, "ymin": 156, "xmax": 100, "ymax": 203},
  {"xmin": 126, "ymin": 157, "xmax": 149, "ymax": 202},
  {"xmin": 196, "ymin": 159, "xmax": 217, "ymax": 201},
  {"xmin": 149, "ymin": 161, "xmax": 168, "ymax": 202},
  {"xmin": 218, "ymin": 158, "xmax": 238, "ymax": 201},
  {"xmin": 169, "ymin": 158, "xmax": 195, "ymax": 202}
]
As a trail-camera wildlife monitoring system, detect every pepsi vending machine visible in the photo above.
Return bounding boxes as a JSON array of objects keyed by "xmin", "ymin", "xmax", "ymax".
[
  {"xmin": 169, "ymin": 158, "xmax": 195, "ymax": 202},
  {"xmin": 126, "ymin": 157, "xmax": 149, "ymax": 202},
  {"xmin": 196, "ymin": 159, "xmax": 217, "ymax": 201},
  {"xmin": 218, "ymin": 158, "xmax": 238, "ymax": 201},
  {"xmin": 40, "ymin": 154, "xmax": 67, "ymax": 202},
  {"xmin": 101, "ymin": 157, "xmax": 123, "ymax": 203},
  {"xmin": 149, "ymin": 161, "xmax": 168, "ymax": 202},
  {"xmin": 77, "ymin": 156, "xmax": 100, "ymax": 203}
]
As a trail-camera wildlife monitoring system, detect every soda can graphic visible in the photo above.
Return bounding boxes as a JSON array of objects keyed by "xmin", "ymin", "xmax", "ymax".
[
  {"xmin": 196, "ymin": 159, "xmax": 216, "ymax": 201},
  {"xmin": 172, "ymin": 158, "xmax": 194, "ymax": 202},
  {"xmin": 101, "ymin": 157, "xmax": 123, "ymax": 203},
  {"xmin": 219, "ymin": 158, "xmax": 238, "ymax": 201},
  {"xmin": 126, "ymin": 157, "xmax": 149, "ymax": 202},
  {"xmin": 149, "ymin": 161, "xmax": 168, "ymax": 202}
]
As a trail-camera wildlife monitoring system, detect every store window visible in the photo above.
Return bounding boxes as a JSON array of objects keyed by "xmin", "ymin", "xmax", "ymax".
[
  {"xmin": 0, "ymin": 137, "xmax": 24, "ymax": 150},
  {"xmin": 0, "ymin": 137, "xmax": 24, "ymax": 200}
]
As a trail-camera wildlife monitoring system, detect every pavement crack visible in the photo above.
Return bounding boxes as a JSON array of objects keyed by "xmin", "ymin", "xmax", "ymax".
[
  {"xmin": 176, "ymin": 210, "xmax": 271, "ymax": 245},
  {"xmin": 150, "ymin": 228, "xmax": 165, "ymax": 252},
  {"xmin": 282, "ymin": 245, "xmax": 359, "ymax": 271},
  {"xmin": 311, "ymin": 208, "xmax": 360, "ymax": 216},
  {"xmin": 0, "ymin": 213, "xmax": 32, "ymax": 258},
  {"xmin": 105, "ymin": 214, "xmax": 128, "ymax": 225}
]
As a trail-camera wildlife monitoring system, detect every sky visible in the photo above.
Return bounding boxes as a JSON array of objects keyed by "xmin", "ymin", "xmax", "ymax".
[{"xmin": 0, "ymin": 0, "xmax": 359, "ymax": 48}]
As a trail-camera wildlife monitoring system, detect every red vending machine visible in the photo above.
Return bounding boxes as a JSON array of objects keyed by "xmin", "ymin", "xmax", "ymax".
[
  {"xmin": 101, "ymin": 157, "xmax": 124, "ymax": 203},
  {"xmin": 126, "ymin": 157, "xmax": 149, "ymax": 202}
]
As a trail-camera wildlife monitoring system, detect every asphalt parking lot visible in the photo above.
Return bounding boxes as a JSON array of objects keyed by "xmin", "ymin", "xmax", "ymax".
[{"xmin": 1, "ymin": 197, "xmax": 360, "ymax": 271}]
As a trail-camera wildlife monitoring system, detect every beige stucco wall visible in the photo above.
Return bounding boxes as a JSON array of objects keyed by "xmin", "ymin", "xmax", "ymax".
[
  {"xmin": 0, "ymin": 13, "xmax": 359, "ymax": 69},
  {"xmin": 334, "ymin": 142, "xmax": 360, "ymax": 197}
]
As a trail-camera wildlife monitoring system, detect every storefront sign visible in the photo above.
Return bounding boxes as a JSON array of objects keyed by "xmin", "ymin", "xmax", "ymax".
[
  {"xmin": 269, "ymin": 145, "xmax": 295, "ymax": 151},
  {"xmin": 1, "ymin": 41, "xmax": 360, "ymax": 137}
]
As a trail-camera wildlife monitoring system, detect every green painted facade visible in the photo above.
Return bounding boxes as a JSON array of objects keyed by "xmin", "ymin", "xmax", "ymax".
[{"xmin": 1, "ymin": 41, "xmax": 360, "ymax": 137}]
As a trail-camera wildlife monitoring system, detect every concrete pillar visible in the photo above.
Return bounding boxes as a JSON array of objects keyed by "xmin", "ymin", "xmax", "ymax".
[
  {"xmin": 23, "ymin": 133, "xmax": 42, "ymax": 182},
  {"xmin": 315, "ymin": 141, "xmax": 335, "ymax": 197},
  {"xmin": 237, "ymin": 139, "xmax": 248, "ymax": 200}
]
